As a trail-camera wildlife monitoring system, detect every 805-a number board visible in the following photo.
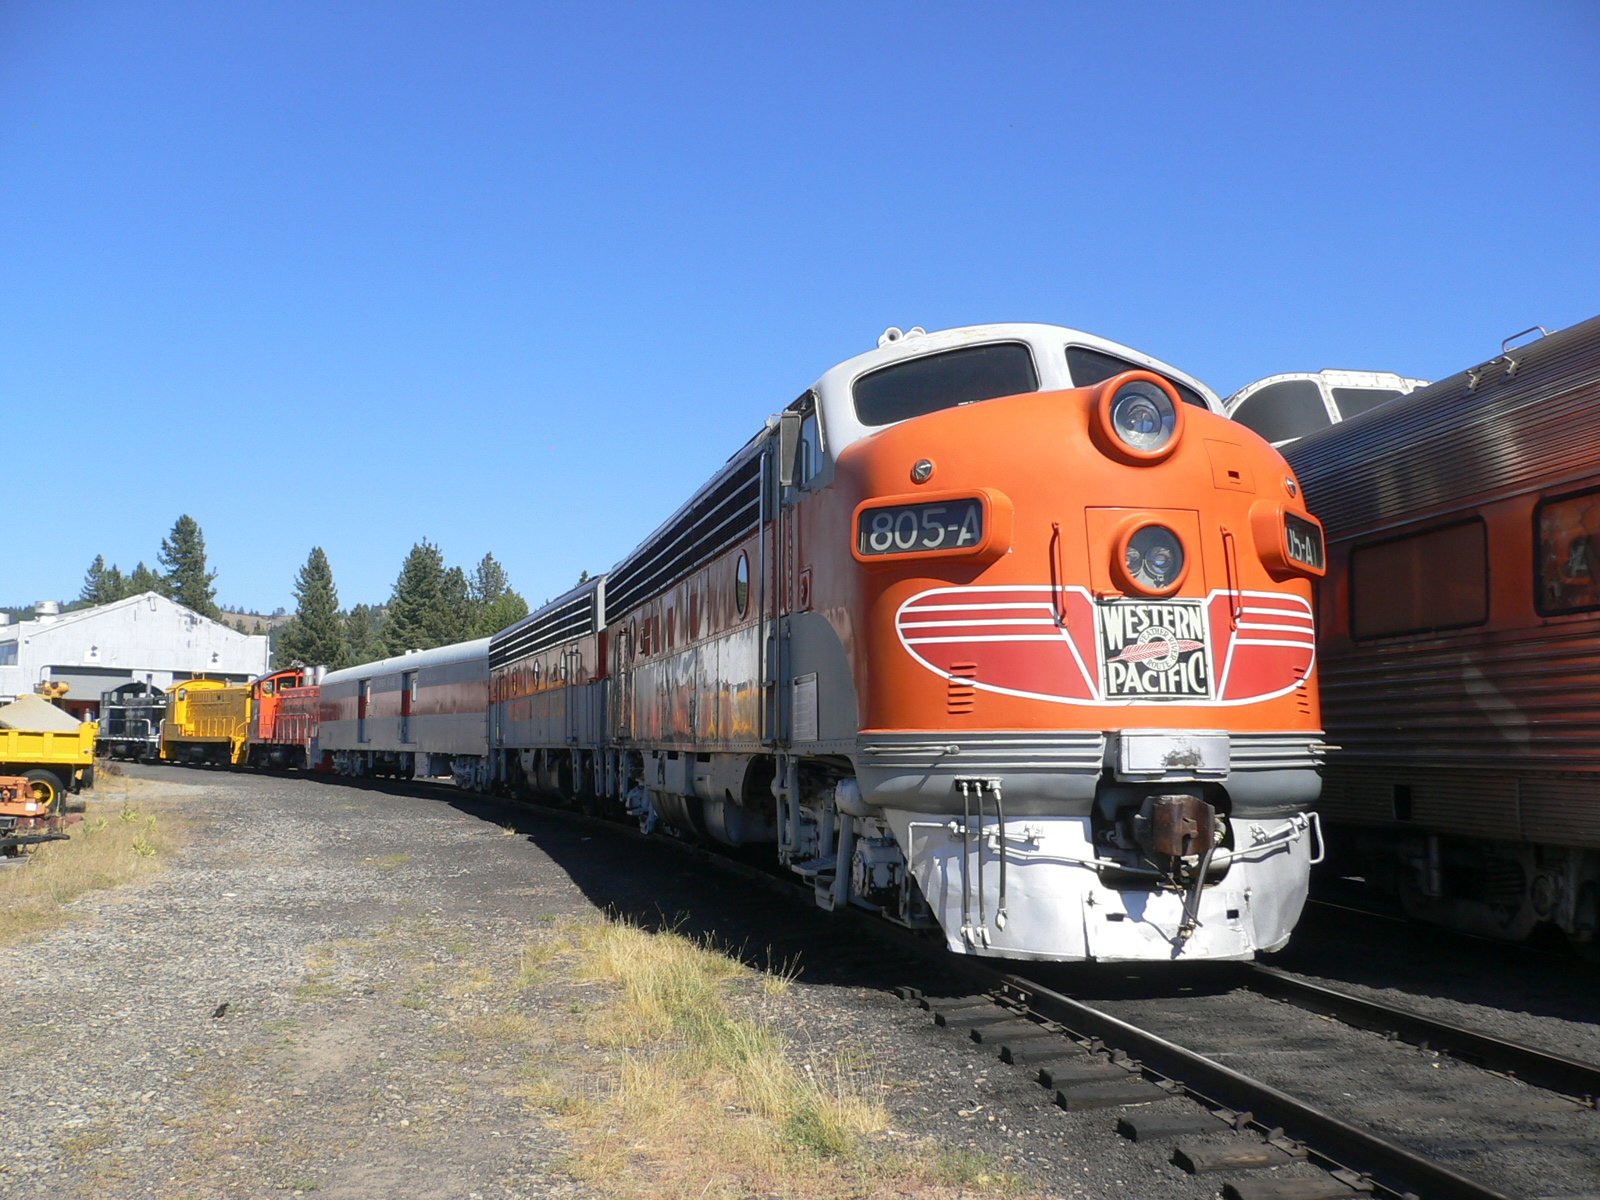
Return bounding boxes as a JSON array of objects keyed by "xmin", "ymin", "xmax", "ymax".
[{"xmin": 857, "ymin": 498, "xmax": 984, "ymax": 557}]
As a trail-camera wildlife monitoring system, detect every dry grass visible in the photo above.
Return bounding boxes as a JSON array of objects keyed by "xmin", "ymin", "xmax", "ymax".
[
  {"xmin": 488, "ymin": 916, "xmax": 1023, "ymax": 1200},
  {"xmin": 0, "ymin": 799, "xmax": 187, "ymax": 944}
]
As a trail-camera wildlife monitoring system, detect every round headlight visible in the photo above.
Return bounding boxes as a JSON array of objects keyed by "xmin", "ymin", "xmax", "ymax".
[
  {"xmin": 1109, "ymin": 381, "xmax": 1178, "ymax": 453},
  {"xmin": 1124, "ymin": 525, "xmax": 1184, "ymax": 592}
]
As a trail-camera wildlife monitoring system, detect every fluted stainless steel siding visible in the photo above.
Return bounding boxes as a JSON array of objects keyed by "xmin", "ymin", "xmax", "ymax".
[
  {"xmin": 1289, "ymin": 315, "xmax": 1600, "ymax": 536},
  {"xmin": 1288, "ymin": 316, "xmax": 1600, "ymax": 849}
]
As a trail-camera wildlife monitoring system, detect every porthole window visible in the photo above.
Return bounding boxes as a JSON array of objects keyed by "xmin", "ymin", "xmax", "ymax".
[{"xmin": 735, "ymin": 553, "xmax": 750, "ymax": 617}]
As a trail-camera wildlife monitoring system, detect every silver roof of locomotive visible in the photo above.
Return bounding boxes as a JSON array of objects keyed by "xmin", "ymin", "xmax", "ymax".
[{"xmin": 808, "ymin": 322, "xmax": 1222, "ymax": 458}]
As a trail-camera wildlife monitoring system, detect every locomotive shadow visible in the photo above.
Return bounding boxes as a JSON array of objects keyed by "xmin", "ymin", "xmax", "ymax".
[
  {"xmin": 430, "ymin": 788, "xmax": 1277, "ymax": 1005},
  {"xmin": 436, "ymin": 790, "xmax": 935, "ymax": 992}
]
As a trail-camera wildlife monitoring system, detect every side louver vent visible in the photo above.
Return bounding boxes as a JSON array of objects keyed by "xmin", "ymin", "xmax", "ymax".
[{"xmin": 947, "ymin": 662, "xmax": 978, "ymax": 716}]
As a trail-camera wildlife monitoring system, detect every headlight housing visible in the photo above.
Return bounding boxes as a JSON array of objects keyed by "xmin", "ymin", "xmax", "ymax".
[
  {"xmin": 1094, "ymin": 371, "xmax": 1186, "ymax": 463},
  {"xmin": 1114, "ymin": 522, "xmax": 1189, "ymax": 595}
]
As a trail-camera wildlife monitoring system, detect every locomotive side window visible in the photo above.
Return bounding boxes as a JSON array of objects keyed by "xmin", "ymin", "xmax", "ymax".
[
  {"xmin": 797, "ymin": 410, "xmax": 821, "ymax": 484},
  {"xmin": 1065, "ymin": 346, "xmax": 1211, "ymax": 410},
  {"xmin": 1535, "ymin": 488, "xmax": 1600, "ymax": 615},
  {"xmin": 1350, "ymin": 520, "xmax": 1488, "ymax": 639},
  {"xmin": 735, "ymin": 552, "xmax": 750, "ymax": 617},
  {"xmin": 1230, "ymin": 380, "xmax": 1332, "ymax": 444},
  {"xmin": 853, "ymin": 343, "xmax": 1037, "ymax": 427}
]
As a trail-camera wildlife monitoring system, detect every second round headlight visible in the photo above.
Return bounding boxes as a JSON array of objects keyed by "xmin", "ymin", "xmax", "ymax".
[
  {"xmin": 1109, "ymin": 380, "xmax": 1178, "ymax": 453},
  {"xmin": 1124, "ymin": 524, "xmax": 1185, "ymax": 591}
]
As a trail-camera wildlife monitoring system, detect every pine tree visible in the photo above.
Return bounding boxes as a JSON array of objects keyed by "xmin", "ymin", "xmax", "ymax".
[
  {"xmin": 276, "ymin": 547, "xmax": 349, "ymax": 669},
  {"xmin": 80, "ymin": 555, "xmax": 128, "ymax": 605},
  {"xmin": 469, "ymin": 554, "xmax": 509, "ymax": 607},
  {"xmin": 476, "ymin": 591, "xmax": 529, "ymax": 637},
  {"xmin": 441, "ymin": 566, "xmax": 473, "ymax": 644},
  {"xmin": 383, "ymin": 540, "xmax": 471, "ymax": 653},
  {"xmin": 468, "ymin": 553, "xmax": 529, "ymax": 636},
  {"xmin": 344, "ymin": 604, "xmax": 388, "ymax": 664},
  {"xmin": 127, "ymin": 562, "xmax": 163, "ymax": 595},
  {"xmin": 158, "ymin": 515, "xmax": 219, "ymax": 618}
]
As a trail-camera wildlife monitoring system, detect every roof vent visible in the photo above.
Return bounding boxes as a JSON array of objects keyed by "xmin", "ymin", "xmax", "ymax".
[{"xmin": 877, "ymin": 326, "xmax": 927, "ymax": 349}]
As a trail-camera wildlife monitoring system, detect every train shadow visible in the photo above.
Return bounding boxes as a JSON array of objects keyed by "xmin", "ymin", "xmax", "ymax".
[
  {"xmin": 421, "ymin": 787, "xmax": 1277, "ymax": 1007},
  {"xmin": 282, "ymin": 773, "xmax": 1597, "ymax": 1025},
  {"xmin": 434, "ymin": 788, "xmax": 936, "ymax": 994}
]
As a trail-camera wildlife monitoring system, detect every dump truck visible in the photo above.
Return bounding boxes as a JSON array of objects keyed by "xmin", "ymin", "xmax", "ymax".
[{"xmin": 0, "ymin": 692, "xmax": 97, "ymax": 814}]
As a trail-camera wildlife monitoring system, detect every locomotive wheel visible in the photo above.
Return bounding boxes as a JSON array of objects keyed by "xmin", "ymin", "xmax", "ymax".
[{"xmin": 24, "ymin": 769, "xmax": 66, "ymax": 815}]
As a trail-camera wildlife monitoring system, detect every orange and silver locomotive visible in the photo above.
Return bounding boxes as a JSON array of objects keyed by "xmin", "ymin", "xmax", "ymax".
[{"xmin": 492, "ymin": 323, "xmax": 1328, "ymax": 961}]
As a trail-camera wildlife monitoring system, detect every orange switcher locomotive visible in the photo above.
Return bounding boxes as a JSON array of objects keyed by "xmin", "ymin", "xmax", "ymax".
[{"xmin": 490, "ymin": 323, "xmax": 1329, "ymax": 962}]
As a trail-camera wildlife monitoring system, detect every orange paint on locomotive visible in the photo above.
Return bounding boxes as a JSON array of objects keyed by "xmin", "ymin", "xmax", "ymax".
[{"xmin": 807, "ymin": 374, "xmax": 1322, "ymax": 738}]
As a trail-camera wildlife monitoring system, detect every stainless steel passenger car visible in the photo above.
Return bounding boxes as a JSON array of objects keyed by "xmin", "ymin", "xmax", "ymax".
[
  {"xmin": 1287, "ymin": 317, "xmax": 1600, "ymax": 948},
  {"xmin": 318, "ymin": 640, "xmax": 492, "ymax": 786}
]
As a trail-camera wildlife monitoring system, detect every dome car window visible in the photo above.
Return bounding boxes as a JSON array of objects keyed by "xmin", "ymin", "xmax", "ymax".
[
  {"xmin": 853, "ymin": 343, "xmax": 1038, "ymax": 427},
  {"xmin": 1231, "ymin": 381, "xmax": 1332, "ymax": 444},
  {"xmin": 1330, "ymin": 386, "xmax": 1403, "ymax": 421}
]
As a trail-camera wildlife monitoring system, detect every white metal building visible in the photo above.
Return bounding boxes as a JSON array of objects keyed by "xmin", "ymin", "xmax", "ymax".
[{"xmin": 0, "ymin": 593, "xmax": 270, "ymax": 718}]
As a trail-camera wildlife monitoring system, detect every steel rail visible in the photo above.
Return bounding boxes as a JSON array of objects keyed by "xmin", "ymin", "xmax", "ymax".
[
  {"xmin": 996, "ymin": 971, "xmax": 1515, "ymax": 1200},
  {"xmin": 1246, "ymin": 964, "xmax": 1600, "ymax": 1104}
]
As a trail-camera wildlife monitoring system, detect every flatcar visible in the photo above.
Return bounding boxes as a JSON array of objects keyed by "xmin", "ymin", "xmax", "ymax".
[
  {"xmin": 97, "ymin": 681, "xmax": 166, "ymax": 762},
  {"xmin": 1226, "ymin": 370, "xmax": 1428, "ymax": 447},
  {"xmin": 317, "ymin": 641, "xmax": 491, "ymax": 785},
  {"xmin": 476, "ymin": 322, "xmax": 1329, "ymax": 962},
  {"xmin": 1286, "ymin": 317, "xmax": 1600, "ymax": 950}
]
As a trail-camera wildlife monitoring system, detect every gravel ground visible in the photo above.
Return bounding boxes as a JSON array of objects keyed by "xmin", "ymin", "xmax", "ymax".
[{"xmin": 1, "ymin": 766, "xmax": 1262, "ymax": 1200}]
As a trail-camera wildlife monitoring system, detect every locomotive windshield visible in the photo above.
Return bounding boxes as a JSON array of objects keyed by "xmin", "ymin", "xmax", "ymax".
[
  {"xmin": 852, "ymin": 342, "xmax": 1038, "ymax": 427},
  {"xmin": 1065, "ymin": 345, "xmax": 1213, "ymax": 410}
]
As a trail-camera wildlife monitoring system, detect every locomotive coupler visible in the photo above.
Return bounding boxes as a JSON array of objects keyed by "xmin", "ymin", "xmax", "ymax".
[{"xmin": 1130, "ymin": 794, "xmax": 1223, "ymax": 939}]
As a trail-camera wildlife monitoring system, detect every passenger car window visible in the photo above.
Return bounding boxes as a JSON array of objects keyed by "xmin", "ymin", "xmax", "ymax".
[
  {"xmin": 1351, "ymin": 521, "xmax": 1488, "ymax": 638},
  {"xmin": 1330, "ymin": 386, "xmax": 1403, "ymax": 421},
  {"xmin": 853, "ymin": 343, "xmax": 1038, "ymax": 427},
  {"xmin": 1535, "ymin": 488, "xmax": 1600, "ymax": 615}
]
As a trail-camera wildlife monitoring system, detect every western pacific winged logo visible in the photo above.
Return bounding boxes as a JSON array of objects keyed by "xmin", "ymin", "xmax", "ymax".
[
  {"xmin": 893, "ymin": 584, "xmax": 1314, "ymax": 706},
  {"xmin": 1099, "ymin": 600, "xmax": 1211, "ymax": 699}
]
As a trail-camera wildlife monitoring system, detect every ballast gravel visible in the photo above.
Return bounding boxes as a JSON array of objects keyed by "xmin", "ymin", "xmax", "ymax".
[{"xmin": 0, "ymin": 766, "xmax": 1240, "ymax": 1200}]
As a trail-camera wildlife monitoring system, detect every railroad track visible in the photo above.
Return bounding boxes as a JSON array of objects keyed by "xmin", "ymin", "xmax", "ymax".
[
  {"xmin": 900, "ymin": 962, "xmax": 1599, "ymax": 1200},
  {"xmin": 261, "ymin": 770, "xmax": 1600, "ymax": 1199}
]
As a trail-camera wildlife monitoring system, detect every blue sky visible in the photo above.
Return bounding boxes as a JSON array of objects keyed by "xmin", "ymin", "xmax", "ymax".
[{"xmin": 4, "ymin": 1, "xmax": 1597, "ymax": 614}]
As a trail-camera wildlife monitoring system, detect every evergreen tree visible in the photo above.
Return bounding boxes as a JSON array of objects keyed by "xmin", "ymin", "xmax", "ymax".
[
  {"xmin": 127, "ymin": 562, "xmax": 163, "ymax": 595},
  {"xmin": 469, "ymin": 554, "xmax": 510, "ymax": 606},
  {"xmin": 344, "ymin": 604, "xmax": 388, "ymax": 664},
  {"xmin": 442, "ymin": 565, "xmax": 473, "ymax": 643},
  {"xmin": 476, "ymin": 590, "xmax": 529, "ymax": 637},
  {"xmin": 80, "ymin": 555, "xmax": 128, "ymax": 605},
  {"xmin": 383, "ymin": 540, "xmax": 471, "ymax": 653},
  {"xmin": 276, "ymin": 547, "xmax": 349, "ymax": 669},
  {"xmin": 158, "ymin": 515, "xmax": 219, "ymax": 618}
]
